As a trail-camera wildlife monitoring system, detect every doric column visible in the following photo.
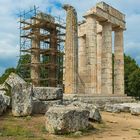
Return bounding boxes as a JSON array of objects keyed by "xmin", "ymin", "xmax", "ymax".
[
  {"xmin": 114, "ymin": 28, "xmax": 124, "ymax": 95},
  {"xmin": 63, "ymin": 5, "xmax": 78, "ymax": 94},
  {"xmin": 48, "ymin": 27, "xmax": 57, "ymax": 87},
  {"xmin": 101, "ymin": 22, "xmax": 112, "ymax": 95},
  {"xmin": 31, "ymin": 19, "xmax": 40, "ymax": 87},
  {"xmin": 97, "ymin": 23, "xmax": 102, "ymax": 94},
  {"xmin": 78, "ymin": 35, "xmax": 86, "ymax": 94},
  {"xmin": 85, "ymin": 15, "xmax": 97, "ymax": 94}
]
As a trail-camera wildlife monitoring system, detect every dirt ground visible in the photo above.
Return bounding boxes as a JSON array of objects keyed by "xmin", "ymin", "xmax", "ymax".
[{"xmin": 0, "ymin": 111, "xmax": 140, "ymax": 140}]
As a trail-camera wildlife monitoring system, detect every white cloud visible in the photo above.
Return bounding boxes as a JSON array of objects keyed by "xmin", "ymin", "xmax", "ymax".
[{"xmin": 0, "ymin": 0, "xmax": 140, "ymax": 76}]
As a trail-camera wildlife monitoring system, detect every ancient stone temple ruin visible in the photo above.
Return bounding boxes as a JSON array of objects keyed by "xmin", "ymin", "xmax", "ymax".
[
  {"xmin": 18, "ymin": 2, "xmax": 126, "ymax": 96},
  {"xmin": 64, "ymin": 2, "xmax": 126, "ymax": 95}
]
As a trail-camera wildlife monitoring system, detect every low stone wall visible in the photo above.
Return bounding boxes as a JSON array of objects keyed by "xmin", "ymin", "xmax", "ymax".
[
  {"xmin": 63, "ymin": 94, "xmax": 136, "ymax": 110},
  {"xmin": 105, "ymin": 102, "xmax": 140, "ymax": 115}
]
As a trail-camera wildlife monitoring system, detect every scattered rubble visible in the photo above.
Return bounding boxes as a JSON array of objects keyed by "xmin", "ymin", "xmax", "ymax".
[
  {"xmin": 45, "ymin": 106, "xmax": 90, "ymax": 134},
  {"xmin": 104, "ymin": 103, "xmax": 140, "ymax": 115}
]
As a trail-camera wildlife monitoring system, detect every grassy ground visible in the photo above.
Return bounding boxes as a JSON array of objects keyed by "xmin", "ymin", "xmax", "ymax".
[
  {"xmin": 0, "ymin": 111, "xmax": 140, "ymax": 140},
  {"xmin": 0, "ymin": 111, "xmax": 96, "ymax": 140},
  {"xmin": 0, "ymin": 111, "xmax": 48, "ymax": 140}
]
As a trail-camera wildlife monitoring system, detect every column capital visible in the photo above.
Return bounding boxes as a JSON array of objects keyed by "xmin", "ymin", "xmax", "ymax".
[
  {"xmin": 113, "ymin": 26, "xmax": 124, "ymax": 32},
  {"xmin": 99, "ymin": 20, "xmax": 112, "ymax": 26},
  {"xmin": 78, "ymin": 34, "xmax": 86, "ymax": 38}
]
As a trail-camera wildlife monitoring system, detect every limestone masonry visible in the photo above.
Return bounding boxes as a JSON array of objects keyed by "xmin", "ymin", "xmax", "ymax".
[{"xmin": 65, "ymin": 2, "xmax": 126, "ymax": 95}]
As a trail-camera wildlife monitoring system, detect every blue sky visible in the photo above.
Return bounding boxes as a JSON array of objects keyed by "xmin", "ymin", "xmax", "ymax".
[{"xmin": 0, "ymin": 0, "xmax": 140, "ymax": 75}]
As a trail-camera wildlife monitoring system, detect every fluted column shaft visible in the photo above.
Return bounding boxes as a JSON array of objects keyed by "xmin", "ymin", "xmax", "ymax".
[
  {"xmin": 63, "ymin": 5, "xmax": 78, "ymax": 94},
  {"xmin": 85, "ymin": 16, "xmax": 97, "ymax": 94},
  {"xmin": 114, "ymin": 29, "xmax": 124, "ymax": 94},
  {"xmin": 97, "ymin": 26, "xmax": 102, "ymax": 94},
  {"xmin": 31, "ymin": 21, "xmax": 40, "ymax": 86},
  {"xmin": 101, "ymin": 22, "xmax": 112, "ymax": 95},
  {"xmin": 78, "ymin": 35, "xmax": 86, "ymax": 93}
]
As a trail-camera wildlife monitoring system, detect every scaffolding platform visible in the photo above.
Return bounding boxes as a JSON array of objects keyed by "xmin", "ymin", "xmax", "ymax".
[{"xmin": 18, "ymin": 6, "xmax": 65, "ymax": 87}]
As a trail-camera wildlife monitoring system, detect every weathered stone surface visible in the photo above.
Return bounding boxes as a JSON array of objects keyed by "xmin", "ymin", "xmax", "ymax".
[
  {"xmin": 0, "ymin": 94, "xmax": 7, "ymax": 115},
  {"xmin": 105, "ymin": 104, "xmax": 120, "ymax": 113},
  {"xmin": 0, "ymin": 93, "xmax": 10, "ymax": 115},
  {"xmin": 84, "ymin": 2, "xmax": 125, "ymax": 29},
  {"xmin": 114, "ymin": 29, "xmax": 124, "ymax": 95},
  {"xmin": 84, "ymin": 15, "xmax": 97, "ymax": 94},
  {"xmin": 63, "ymin": 4, "xmax": 78, "ymax": 94},
  {"xmin": 0, "ymin": 84, "xmax": 9, "ymax": 91},
  {"xmin": 45, "ymin": 106, "xmax": 89, "ymax": 134},
  {"xmin": 0, "ymin": 90, "xmax": 6, "ymax": 96},
  {"xmin": 105, "ymin": 103, "xmax": 140, "ymax": 115},
  {"xmin": 105, "ymin": 104, "xmax": 130, "ymax": 113},
  {"xmin": 130, "ymin": 107, "xmax": 140, "ymax": 115},
  {"xmin": 5, "ymin": 73, "xmax": 26, "ymax": 88},
  {"xmin": 63, "ymin": 94, "xmax": 135, "ymax": 110},
  {"xmin": 0, "ymin": 84, "xmax": 6, "ymax": 90},
  {"xmin": 78, "ymin": 2, "xmax": 125, "ymax": 95},
  {"xmin": 33, "ymin": 87, "xmax": 63, "ymax": 101},
  {"xmin": 32, "ymin": 100, "xmax": 62, "ymax": 114},
  {"xmin": 69, "ymin": 101, "xmax": 102, "ymax": 122},
  {"xmin": 12, "ymin": 83, "xmax": 32, "ymax": 117},
  {"xmin": 101, "ymin": 22, "xmax": 113, "ymax": 95}
]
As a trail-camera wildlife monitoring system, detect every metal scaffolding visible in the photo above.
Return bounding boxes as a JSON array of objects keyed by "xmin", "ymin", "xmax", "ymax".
[{"xmin": 18, "ymin": 6, "xmax": 65, "ymax": 87}]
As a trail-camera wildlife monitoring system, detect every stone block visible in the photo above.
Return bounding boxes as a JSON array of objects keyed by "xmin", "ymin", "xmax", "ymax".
[
  {"xmin": 45, "ymin": 106, "xmax": 89, "ymax": 134},
  {"xmin": 32, "ymin": 100, "xmax": 62, "ymax": 114},
  {"xmin": 105, "ymin": 104, "xmax": 130, "ymax": 113},
  {"xmin": 69, "ymin": 101, "xmax": 102, "ymax": 122},
  {"xmin": 0, "ymin": 94, "xmax": 10, "ymax": 115},
  {"xmin": 33, "ymin": 87, "xmax": 63, "ymax": 101},
  {"xmin": 5, "ymin": 73, "xmax": 26, "ymax": 88},
  {"xmin": 130, "ymin": 107, "xmax": 140, "ymax": 115},
  {"xmin": 12, "ymin": 83, "xmax": 32, "ymax": 117}
]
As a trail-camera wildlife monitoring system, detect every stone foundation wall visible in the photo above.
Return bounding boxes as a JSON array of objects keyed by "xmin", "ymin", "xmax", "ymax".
[{"xmin": 63, "ymin": 94, "xmax": 135, "ymax": 110}]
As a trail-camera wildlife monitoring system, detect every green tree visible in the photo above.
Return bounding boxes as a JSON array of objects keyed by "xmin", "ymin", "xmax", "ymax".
[
  {"xmin": 16, "ymin": 54, "xmax": 31, "ymax": 79},
  {"xmin": 124, "ymin": 54, "xmax": 139, "ymax": 95},
  {"xmin": 128, "ymin": 68, "xmax": 140, "ymax": 99}
]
